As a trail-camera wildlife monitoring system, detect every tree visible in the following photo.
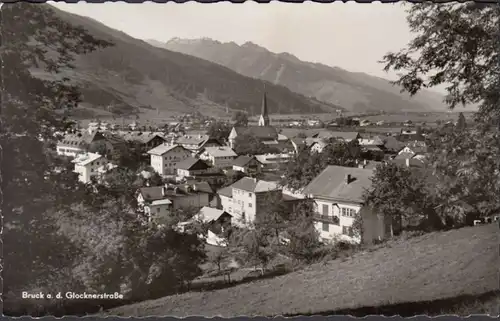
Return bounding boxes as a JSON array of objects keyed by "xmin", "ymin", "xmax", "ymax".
[
  {"xmin": 285, "ymin": 199, "xmax": 321, "ymax": 263},
  {"xmin": 282, "ymin": 140, "xmax": 362, "ymax": 191},
  {"xmin": 381, "ymin": 2, "xmax": 499, "ymax": 126},
  {"xmin": 456, "ymin": 112, "xmax": 467, "ymax": 131},
  {"xmin": 382, "ymin": 2, "xmax": 500, "ymax": 228},
  {"xmin": 233, "ymin": 133, "xmax": 279, "ymax": 156},
  {"xmin": 363, "ymin": 163, "xmax": 436, "ymax": 234},
  {"xmin": 207, "ymin": 121, "xmax": 231, "ymax": 144},
  {"xmin": 1, "ymin": 2, "xmax": 112, "ymax": 306},
  {"xmin": 232, "ymin": 111, "xmax": 249, "ymax": 127}
]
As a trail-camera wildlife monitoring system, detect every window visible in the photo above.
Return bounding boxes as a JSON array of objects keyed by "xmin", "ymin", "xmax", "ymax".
[
  {"xmin": 249, "ymin": 193, "xmax": 252, "ymax": 197},
  {"xmin": 341, "ymin": 208, "xmax": 356, "ymax": 217},
  {"xmin": 248, "ymin": 203, "xmax": 252, "ymax": 208},
  {"xmin": 322, "ymin": 204, "xmax": 329, "ymax": 215},
  {"xmin": 156, "ymin": 208, "xmax": 161, "ymax": 213},
  {"xmin": 228, "ymin": 207, "xmax": 232, "ymax": 213},
  {"xmin": 342, "ymin": 226, "xmax": 354, "ymax": 236},
  {"xmin": 322, "ymin": 222, "xmax": 329, "ymax": 232},
  {"xmin": 242, "ymin": 212, "xmax": 246, "ymax": 221}
]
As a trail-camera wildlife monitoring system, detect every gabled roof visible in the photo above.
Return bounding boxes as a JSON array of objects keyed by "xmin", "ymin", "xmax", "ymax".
[
  {"xmin": 233, "ymin": 126, "xmax": 278, "ymax": 140},
  {"xmin": 176, "ymin": 134, "xmax": 210, "ymax": 146},
  {"xmin": 147, "ymin": 144, "xmax": 188, "ymax": 156},
  {"xmin": 176, "ymin": 157, "xmax": 210, "ymax": 170},
  {"xmin": 232, "ymin": 155, "xmax": 261, "ymax": 167},
  {"xmin": 117, "ymin": 131, "xmax": 166, "ymax": 144},
  {"xmin": 192, "ymin": 206, "xmax": 232, "ymax": 223},
  {"xmin": 203, "ymin": 146, "xmax": 237, "ymax": 158},
  {"xmin": 230, "ymin": 177, "xmax": 280, "ymax": 193},
  {"xmin": 217, "ymin": 186, "xmax": 233, "ymax": 198},
  {"xmin": 391, "ymin": 158, "xmax": 426, "ymax": 168},
  {"xmin": 302, "ymin": 165, "xmax": 374, "ymax": 204},
  {"xmin": 382, "ymin": 136, "xmax": 405, "ymax": 152},
  {"xmin": 57, "ymin": 131, "xmax": 104, "ymax": 148}
]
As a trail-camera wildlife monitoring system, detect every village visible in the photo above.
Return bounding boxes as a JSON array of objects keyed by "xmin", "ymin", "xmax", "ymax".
[{"xmin": 54, "ymin": 91, "xmax": 445, "ymax": 249}]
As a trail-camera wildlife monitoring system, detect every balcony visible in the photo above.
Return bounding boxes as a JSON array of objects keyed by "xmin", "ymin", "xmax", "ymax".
[{"xmin": 314, "ymin": 214, "xmax": 340, "ymax": 225}]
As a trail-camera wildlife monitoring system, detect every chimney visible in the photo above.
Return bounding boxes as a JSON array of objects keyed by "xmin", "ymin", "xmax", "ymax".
[
  {"xmin": 405, "ymin": 158, "xmax": 410, "ymax": 168},
  {"xmin": 345, "ymin": 174, "xmax": 352, "ymax": 184}
]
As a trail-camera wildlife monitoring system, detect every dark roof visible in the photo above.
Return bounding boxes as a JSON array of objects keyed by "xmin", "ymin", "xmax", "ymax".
[
  {"xmin": 394, "ymin": 152, "xmax": 415, "ymax": 160},
  {"xmin": 57, "ymin": 131, "xmax": 104, "ymax": 148},
  {"xmin": 391, "ymin": 158, "xmax": 426, "ymax": 168},
  {"xmin": 234, "ymin": 126, "xmax": 278, "ymax": 140},
  {"xmin": 217, "ymin": 186, "xmax": 233, "ymax": 198},
  {"xmin": 312, "ymin": 131, "xmax": 360, "ymax": 141},
  {"xmin": 302, "ymin": 165, "xmax": 374, "ymax": 203},
  {"xmin": 382, "ymin": 136, "xmax": 405, "ymax": 152},
  {"xmin": 176, "ymin": 157, "xmax": 210, "ymax": 171},
  {"xmin": 232, "ymin": 155, "xmax": 260, "ymax": 167}
]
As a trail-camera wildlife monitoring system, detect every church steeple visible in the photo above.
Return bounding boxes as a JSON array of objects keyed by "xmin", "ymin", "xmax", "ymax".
[{"xmin": 258, "ymin": 88, "xmax": 270, "ymax": 127}]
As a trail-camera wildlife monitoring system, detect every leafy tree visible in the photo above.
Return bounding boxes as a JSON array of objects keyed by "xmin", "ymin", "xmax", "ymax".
[
  {"xmin": 282, "ymin": 140, "xmax": 362, "ymax": 191},
  {"xmin": 364, "ymin": 163, "xmax": 437, "ymax": 234},
  {"xmin": 381, "ymin": 2, "xmax": 499, "ymax": 126},
  {"xmin": 232, "ymin": 111, "xmax": 249, "ymax": 127},
  {"xmin": 1, "ymin": 2, "xmax": 112, "ymax": 305},
  {"xmin": 427, "ymin": 126, "xmax": 500, "ymax": 226},
  {"xmin": 256, "ymin": 192, "xmax": 291, "ymax": 239},
  {"xmin": 285, "ymin": 199, "xmax": 321, "ymax": 263},
  {"xmin": 207, "ymin": 121, "xmax": 231, "ymax": 144},
  {"xmin": 296, "ymin": 131, "xmax": 307, "ymax": 139},
  {"xmin": 456, "ymin": 112, "xmax": 467, "ymax": 131},
  {"xmin": 233, "ymin": 133, "xmax": 279, "ymax": 156}
]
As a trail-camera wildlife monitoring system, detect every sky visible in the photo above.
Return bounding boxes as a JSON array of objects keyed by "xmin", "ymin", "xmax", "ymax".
[{"xmin": 52, "ymin": 1, "xmax": 418, "ymax": 83}]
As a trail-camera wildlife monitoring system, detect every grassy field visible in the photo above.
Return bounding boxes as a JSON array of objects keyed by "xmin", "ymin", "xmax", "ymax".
[{"xmin": 107, "ymin": 223, "xmax": 498, "ymax": 317}]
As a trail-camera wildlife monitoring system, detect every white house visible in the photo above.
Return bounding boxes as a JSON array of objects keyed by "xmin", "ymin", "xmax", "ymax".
[
  {"xmin": 254, "ymin": 153, "xmax": 293, "ymax": 171},
  {"xmin": 199, "ymin": 146, "xmax": 237, "ymax": 169},
  {"xmin": 177, "ymin": 207, "xmax": 232, "ymax": 246},
  {"xmin": 137, "ymin": 182, "xmax": 214, "ymax": 222},
  {"xmin": 302, "ymin": 165, "xmax": 385, "ymax": 244},
  {"xmin": 216, "ymin": 177, "xmax": 281, "ymax": 226},
  {"xmin": 72, "ymin": 152, "xmax": 108, "ymax": 184},
  {"xmin": 147, "ymin": 144, "xmax": 192, "ymax": 175}
]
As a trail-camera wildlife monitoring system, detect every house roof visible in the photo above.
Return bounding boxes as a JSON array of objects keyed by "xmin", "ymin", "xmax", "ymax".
[
  {"xmin": 302, "ymin": 165, "xmax": 374, "ymax": 204},
  {"xmin": 72, "ymin": 152, "xmax": 102, "ymax": 166},
  {"xmin": 232, "ymin": 155, "xmax": 260, "ymax": 167},
  {"xmin": 117, "ymin": 131, "xmax": 166, "ymax": 144},
  {"xmin": 255, "ymin": 153, "xmax": 292, "ymax": 164},
  {"xmin": 217, "ymin": 186, "xmax": 233, "ymax": 198},
  {"xmin": 147, "ymin": 144, "xmax": 187, "ymax": 156},
  {"xmin": 57, "ymin": 131, "xmax": 104, "ymax": 148},
  {"xmin": 313, "ymin": 131, "xmax": 359, "ymax": 141},
  {"xmin": 176, "ymin": 134, "xmax": 210, "ymax": 146},
  {"xmin": 359, "ymin": 136, "xmax": 385, "ymax": 146},
  {"xmin": 203, "ymin": 146, "xmax": 237, "ymax": 158},
  {"xmin": 231, "ymin": 177, "xmax": 280, "ymax": 193},
  {"xmin": 233, "ymin": 126, "xmax": 279, "ymax": 140},
  {"xmin": 176, "ymin": 157, "xmax": 209, "ymax": 171},
  {"xmin": 394, "ymin": 152, "xmax": 415, "ymax": 160},
  {"xmin": 404, "ymin": 141, "xmax": 428, "ymax": 154},
  {"xmin": 192, "ymin": 206, "xmax": 231, "ymax": 223},
  {"xmin": 382, "ymin": 136, "xmax": 405, "ymax": 152}
]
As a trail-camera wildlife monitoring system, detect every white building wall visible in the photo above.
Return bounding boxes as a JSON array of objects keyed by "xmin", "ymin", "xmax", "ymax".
[
  {"xmin": 74, "ymin": 157, "xmax": 107, "ymax": 184},
  {"xmin": 313, "ymin": 198, "xmax": 361, "ymax": 243},
  {"xmin": 57, "ymin": 145, "xmax": 85, "ymax": 158}
]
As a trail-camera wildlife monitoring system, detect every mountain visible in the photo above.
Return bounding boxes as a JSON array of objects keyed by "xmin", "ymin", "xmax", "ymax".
[
  {"xmin": 150, "ymin": 37, "xmax": 454, "ymax": 113},
  {"xmin": 16, "ymin": 4, "xmax": 340, "ymax": 121}
]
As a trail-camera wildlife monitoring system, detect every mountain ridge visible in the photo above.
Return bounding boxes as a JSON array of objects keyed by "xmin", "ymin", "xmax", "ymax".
[
  {"xmin": 151, "ymin": 37, "xmax": 458, "ymax": 113},
  {"xmin": 15, "ymin": 4, "xmax": 341, "ymax": 121}
]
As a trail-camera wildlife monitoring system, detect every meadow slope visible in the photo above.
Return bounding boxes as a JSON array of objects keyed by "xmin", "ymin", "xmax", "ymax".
[{"xmin": 108, "ymin": 223, "xmax": 499, "ymax": 317}]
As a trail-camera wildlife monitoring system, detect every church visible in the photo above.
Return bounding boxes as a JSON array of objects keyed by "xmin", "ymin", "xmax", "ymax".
[{"xmin": 228, "ymin": 92, "xmax": 294, "ymax": 154}]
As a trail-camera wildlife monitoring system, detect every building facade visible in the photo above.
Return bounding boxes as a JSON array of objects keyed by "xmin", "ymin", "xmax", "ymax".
[{"xmin": 147, "ymin": 144, "xmax": 192, "ymax": 175}]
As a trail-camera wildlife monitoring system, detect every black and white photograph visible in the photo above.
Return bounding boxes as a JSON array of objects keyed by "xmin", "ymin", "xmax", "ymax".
[{"xmin": 1, "ymin": 0, "xmax": 499, "ymax": 317}]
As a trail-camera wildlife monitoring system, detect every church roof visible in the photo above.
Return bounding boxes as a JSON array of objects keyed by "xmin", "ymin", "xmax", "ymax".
[{"xmin": 233, "ymin": 126, "xmax": 278, "ymax": 140}]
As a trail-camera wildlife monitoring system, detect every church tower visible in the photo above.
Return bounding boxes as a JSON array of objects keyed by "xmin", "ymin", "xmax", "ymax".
[{"xmin": 258, "ymin": 90, "xmax": 270, "ymax": 127}]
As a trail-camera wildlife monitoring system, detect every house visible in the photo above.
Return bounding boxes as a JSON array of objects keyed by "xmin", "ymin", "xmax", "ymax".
[
  {"xmin": 228, "ymin": 92, "xmax": 279, "ymax": 149},
  {"xmin": 137, "ymin": 182, "xmax": 214, "ymax": 222},
  {"xmin": 360, "ymin": 119, "xmax": 371, "ymax": 127},
  {"xmin": 232, "ymin": 155, "xmax": 263, "ymax": 174},
  {"xmin": 72, "ymin": 152, "xmax": 108, "ymax": 184},
  {"xmin": 57, "ymin": 131, "xmax": 112, "ymax": 158},
  {"xmin": 176, "ymin": 157, "xmax": 211, "ymax": 179},
  {"xmin": 177, "ymin": 207, "xmax": 232, "ymax": 246},
  {"xmin": 255, "ymin": 153, "xmax": 293, "ymax": 171},
  {"xmin": 118, "ymin": 131, "xmax": 167, "ymax": 150},
  {"xmin": 397, "ymin": 141, "xmax": 428, "ymax": 158},
  {"xmin": 312, "ymin": 131, "xmax": 361, "ymax": 142},
  {"xmin": 175, "ymin": 134, "xmax": 221, "ymax": 155},
  {"xmin": 381, "ymin": 136, "xmax": 405, "ymax": 155},
  {"xmin": 391, "ymin": 157, "xmax": 427, "ymax": 168},
  {"xmin": 147, "ymin": 144, "xmax": 192, "ymax": 175},
  {"xmin": 199, "ymin": 146, "xmax": 238, "ymax": 169},
  {"xmin": 358, "ymin": 136, "xmax": 385, "ymax": 146},
  {"xmin": 217, "ymin": 177, "xmax": 281, "ymax": 226},
  {"xmin": 302, "ymin": 165, "xmax": 390, "ymax": 244}
]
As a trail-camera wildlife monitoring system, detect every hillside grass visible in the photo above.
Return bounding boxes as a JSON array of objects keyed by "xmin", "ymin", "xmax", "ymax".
[{"xmin": 107, "ymin": 223, "xmax": 498, "ymax": 317}]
